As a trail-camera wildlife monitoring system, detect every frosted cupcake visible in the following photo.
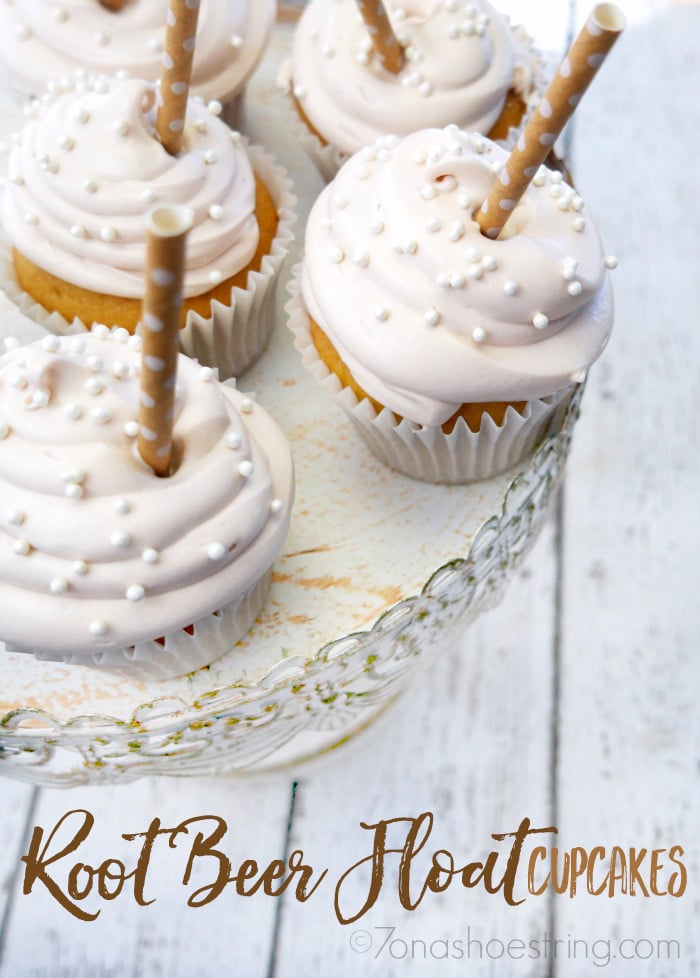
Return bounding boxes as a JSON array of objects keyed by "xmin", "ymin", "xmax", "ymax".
[
  {"xmin": 281, "ymin": 0, "xmax": 545, "ymax": 180},
  {"xmin": 289, "ymin": 126, "xmax": 616, "ymax": 483},
  {"xmin": 0, "ymin": 327, "xmax": 294, "ymax": 680},
  {"xmin": 0, "ymin": 75, "xmax": 295, "ymax": 378},
  {"xmin": 0, "ymin": 0, "xmax": 276, "ymax": 119}
]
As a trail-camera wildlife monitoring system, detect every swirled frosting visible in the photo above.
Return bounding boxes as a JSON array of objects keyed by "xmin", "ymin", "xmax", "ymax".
[
  {"xmin": 285, "ymin": 0, "xmax": 541, "ymax": 156},
  {"xmin": 302, "ymin": 127, "xmax": 615, "ymax": 426},
  {"xmin": 1, "ymin": 76, "xmax": 259, "ymax": 299},
  {"xmin": 0, "ymin": 328, "xmax": 294, "ymax": 655},
  {"xmin": 0, "ymin": 0, "xmax": 276, "ymax": 103}
]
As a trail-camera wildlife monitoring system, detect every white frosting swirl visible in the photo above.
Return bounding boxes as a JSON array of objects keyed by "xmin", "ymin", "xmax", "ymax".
[
  {"xmin": 287, "ymin": 0, "xmax": 540, "ymax": 156},
  {"xmin": 302, "ymin": 128, "xmax": 614, "ymax": 427},
  {"xmin": 0, "ymin": 0, "xmax": 276, "ymax": 103},
  {"xmin": 0, "ymin": 329, "xmax": 293, "ymax": 655},
  {"xmin": 1, "ymin": 77, "xmax": 259, "ymax": 299}
]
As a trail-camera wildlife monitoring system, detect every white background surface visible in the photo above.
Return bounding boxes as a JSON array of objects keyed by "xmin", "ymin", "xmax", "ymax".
[{"xmin": 1, "ymin": 2, "xmax": 699, "ymax": 976}]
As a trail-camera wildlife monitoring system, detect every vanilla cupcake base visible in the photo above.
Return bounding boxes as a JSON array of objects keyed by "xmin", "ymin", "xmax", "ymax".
[
  {"xmin": 18, "ymin": 568, "xmax": 272, "ymax": 682},
  {"xmin": 0, "ymin": 142, "xmax": 296, "ymax": 380},
  {"xmin": 287, "ymin": 274, "xmax": 569, "ymax": 485}
]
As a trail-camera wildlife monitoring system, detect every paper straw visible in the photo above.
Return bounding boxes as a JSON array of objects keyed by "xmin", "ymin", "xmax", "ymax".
[
  {"xmin": 355, "ymin": 0, "xmax": 405, "ymax": 75},
  {"xmin": 156, "ymin": 0, "xmax": 201, "ymax": 156},
  {"xmin": 477, "ymin": 3, "xmax": 626, "ymax": 240},
  {"xmin": 138, "ymin": 205, "xmax": 193, "ymax": 478},
  {"xmin": 98, "ymin": 0, "xmax": 127, "ymax": 10}
]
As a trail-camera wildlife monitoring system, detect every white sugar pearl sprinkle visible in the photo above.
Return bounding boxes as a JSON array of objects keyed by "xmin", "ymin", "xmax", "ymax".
[
  {"xmin": 85, "ymin": 378, "xmax": 104, "ymax": 396},
  {"xmin": 142, "ymin": 548, "xmax": 159, "ymax": 564},
  {"xmin": 329, "ymin": 247, "xmax": 345, "ymax": 264},
  {"xmin": 13, "ymin": 539, "xmax": 31, "ymax": 557},
  {"xmin": 533, "ymin": 313, "xmax": 550, "ymax": 330},
  {"xmin": 209, "ymin": 204, "xmax": 224, "ymax": 221},
  {"xmin": 448, "ymin": 221, "xmax": 465, "ymax": 242},
  {"xmin": 41, "ymin": 335, "xmax": 60, "ymax": 353},
  {"xmin": 568, "ymin": 281, "xmax": 583, "ymax": 296},
  {"xmin": 605, "ymin": 255, "xmax": 618, "ymax": 269},
  {"xmin": 226, "ymin": 431, "xmax": 242, "ymax": 449},
  {"xmin": 450, "ymin": 273, "xmax": 466, "ymax": 289},
  {"xmin": 0, "ymin": 422, "xmax": 10, "ymax": 439},
  {"xmin": 370, "ymin": 220, "xmax": 384, "ymax": 235},
  {"xmin": 238, "ymin": 460, "xmax": 254, "ymax": 478},
  {"xmin": 73, "ymin": 560, "xmax": 89, "ymax": 576},
  {"xmin": 124, "ymin": 421, "xmax": 139, "ymax": 438},
  {"xmin": 472, "ymin": 327, "xmax": 487, "ymax": 344},
  {"xmin": 110, "ymin": 530, "xmax": 130, "ymax": 548},
  {"xmin": 199, "ymin": 366, "xmax": 214, "ymax": 383},
  {"xmin": 65, "ymin": 483, "xmax": 83, "ymax": 499},
  {"xmin": 573, "ymin": 217, "xmax": 586, "ymax": 232},
  {"xmin": 482, "ymin": 255, "xmax": 498, "ymax": 271},
  {"xmin": 503, "ymin": 280, "xmax": 518, "ymax": 296},
  {"xmin": 240, "ymin": 398, "xmax": 254, "ymax": 414},
  {"xmin": 64, "ymin": 402, "xmax": 83, "ymax": 421},
  {"xmin": 7, "ymin": 510, "xmax": 25, "ymax": 526},
  {"xmin": 90, "ymin": 620, "xmax": 108, "ymax": 637},
  {"xmin": 114, "ymin": 498, "xmax": 131, "ymax": 514},
  {"xmin": 126, "ymin": 584, "xmax": 145, "ymax": 602},
  {"xmin": 207, "ymin": 542, "xmax": 226, "ymax": 561},
  {"xmin": 420, "ymin": 184, "xmax": 437, "ymax": 200},
  {"xmin": 270, "ymin": 499, "xmax": 283, "ymax": 515},
  {"xmin": 424, "ymin": 307, "xmax": 440, "ymax": 327},
  {"xmin": 353, "ymin": 250, "xmax": 370, "ymax": 268},
  {"xmin": 374, "ymin": 307, "xmax": 389, "ymax": 322},
  {"xmin": 426, "ymin": 216, "xmax": 442, "ymax": 232},
  {"xmin": 50, "ymin": 577, "xmax": 69, "ymax": 594}
]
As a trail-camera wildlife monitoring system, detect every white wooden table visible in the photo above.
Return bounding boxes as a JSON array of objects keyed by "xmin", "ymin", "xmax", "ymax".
[{"xmin": 0, "ymin": 3, "xmax": 698, "ymax": 976}]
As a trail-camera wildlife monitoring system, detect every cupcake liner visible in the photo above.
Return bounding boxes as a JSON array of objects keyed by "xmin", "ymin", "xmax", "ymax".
[
  {"xmin": 178, "ymin": 141, "xmax": 297, "ymax": 379},
  {"xmin": 278, "ymin": 20, "xmax": 547, "ymax": 183},
  {"xmin": 24, "ymin": 567, "xmax": 272, "ymax": 682},
  {"xmin": 0, "ymin": 140, "xmax": 297, "ymax": 380},
  {"xmin": 286, "ymin": 267, "xmax": 568, "ymax": 485}
]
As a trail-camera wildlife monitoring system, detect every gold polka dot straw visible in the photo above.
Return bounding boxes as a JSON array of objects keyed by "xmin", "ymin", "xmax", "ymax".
[
  {"xmin": 355, "ymin": 0, "xmax": 406, "ymax": 75},
  {"xmin": 156, "ymin": 0, "xmax": 202, "ymax": 156},
  {"xmin": 138, "ymin": 205, "xmax": 193, "ymax": 478},
  {"xmin": 477, "ymin": 3, "xmax": 626, "ymax": 240}
]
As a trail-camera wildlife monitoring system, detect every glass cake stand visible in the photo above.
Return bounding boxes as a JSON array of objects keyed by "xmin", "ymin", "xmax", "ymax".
[{"xmin": 0, "ymin": 25, "xmax": 583, "ymax": 786}]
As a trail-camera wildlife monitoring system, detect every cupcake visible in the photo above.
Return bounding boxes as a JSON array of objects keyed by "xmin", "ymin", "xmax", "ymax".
[
  {"xmin": 0, "ymin": 75, "xmax": 296, "ymax": 378},
  {"xmin": 0, "ymin": 0, "xmax": 276, "ymax": 119},
  {"xmin": 0, "ymin": 326, "xmax": 294, "ymax": 680},
  {"xmin": 281, "ymin": 0, "xmax": 545, "ymax": 180},
  {"xmin": 289, "ymin": 126, "xmax": 616, "ymax": 484}
]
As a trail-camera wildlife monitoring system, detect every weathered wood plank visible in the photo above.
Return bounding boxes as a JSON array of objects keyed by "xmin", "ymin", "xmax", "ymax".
[
  {"xmin": 554, "ymin": 6, "xmax": 700, "ymax": 976},
  {"xmin": 274, "ymin": 525, "xmax": 559, "ymax": 978},
  {"xmin": 0, "ymin": 782, "xmax": 36, "ymax": 963}
]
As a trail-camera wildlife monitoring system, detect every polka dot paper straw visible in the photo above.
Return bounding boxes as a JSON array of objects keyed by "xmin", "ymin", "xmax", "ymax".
[
  {"xmin": 138, "ymin": 205, "xmax": 193, "ymax": 477},
  {"xmin": 477, "ymin": 3, "xmax": 626, "ymax": 240},
  {"xmin": 156, "ymin": 0, "xmax": 201, "ymax": 156},
  {"xmin": 355, "ymin": 0, "xmax": 406, "ymax": 75}
]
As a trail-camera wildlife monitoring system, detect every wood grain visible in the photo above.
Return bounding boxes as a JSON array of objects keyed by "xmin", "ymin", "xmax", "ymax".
[
  {"xmin": 273, "ymin": 526, "xmax": 559, "ymax": 978},
  {"xmin": 553, "ymin": 4, "xmax": 700, "ymax": 975}
]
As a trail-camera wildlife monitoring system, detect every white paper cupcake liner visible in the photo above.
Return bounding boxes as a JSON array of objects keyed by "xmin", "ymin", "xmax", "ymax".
[
  {"xmin": 23, "ymin": 567, "xmax": 272, "ymax": 682},
  {"xmin": 287, "ymin": 268, "xmax": 568, "ymax": 485},
  {"xmin": 0, "ymin": 141, "xmax": 297, "ymax": 380},
  {"xmin": 278, "ymin": 21, "xmax": 547, "ymax": 183}
]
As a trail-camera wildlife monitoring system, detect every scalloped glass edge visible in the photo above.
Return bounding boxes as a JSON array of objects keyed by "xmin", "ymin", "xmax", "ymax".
[{"xmin": 0, "ymin": 382, "xmax": 584, "ymax": 779}]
